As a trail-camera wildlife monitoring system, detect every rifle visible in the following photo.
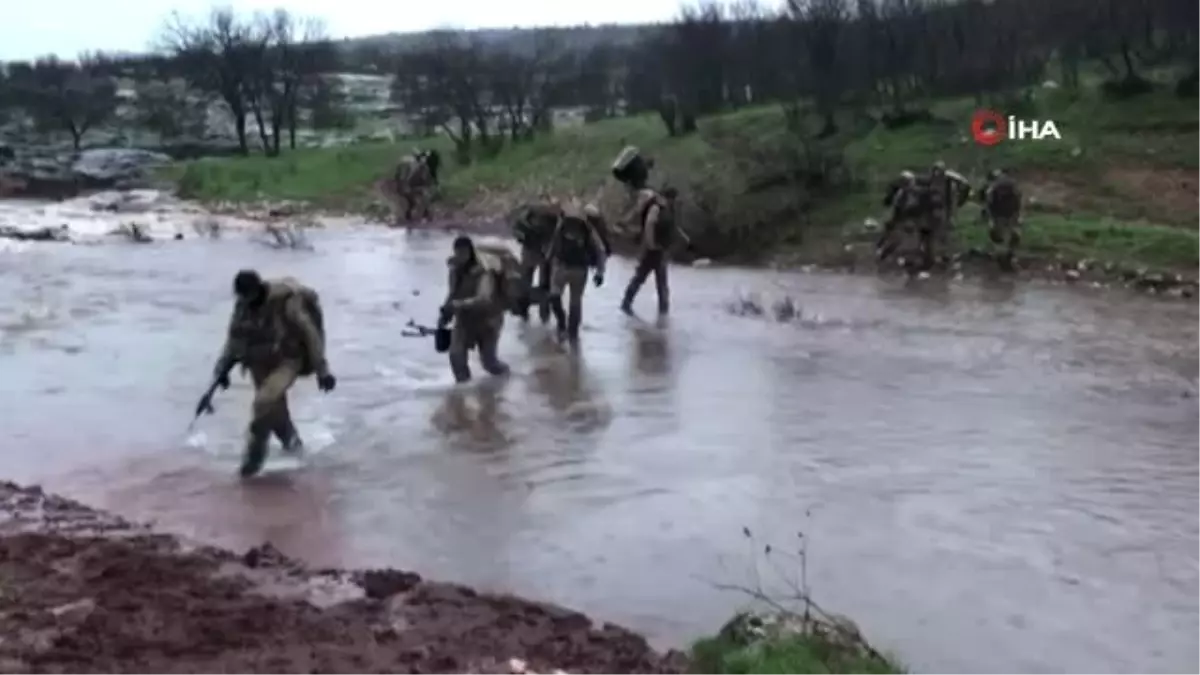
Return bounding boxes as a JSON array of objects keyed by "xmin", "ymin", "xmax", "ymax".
[
  {"xmin": 402, "ymin": 318, "xmax": 453, "ymax": 353},
  {"xmin": 189, "ymin": 364, "xmax": 234, "ymax": 432},
  {"xmin": 401, "ymin": 318, "xmax": 441, "ymax": 337}
]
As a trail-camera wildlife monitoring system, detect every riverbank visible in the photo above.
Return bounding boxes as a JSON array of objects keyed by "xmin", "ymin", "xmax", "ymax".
[
  {"xmin": 158, "ymin": 82, "xmax": 1197, "ymax": 290},
  {"xmin": 0, "ymin": 187, "xmax": 1192, "ymax": 299},
  {"xmin": 0, "ymin": 481, "xmax": 900, "ymax": 674}
]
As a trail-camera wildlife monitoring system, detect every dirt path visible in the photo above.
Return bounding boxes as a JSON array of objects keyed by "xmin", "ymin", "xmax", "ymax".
[{"xmin": 0, "ymin": 482, "xmax": 687, "ymax": 674}]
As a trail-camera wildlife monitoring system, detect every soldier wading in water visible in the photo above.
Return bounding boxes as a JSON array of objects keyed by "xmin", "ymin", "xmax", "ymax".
[
  {"xmin": 438, "ymin": 235, "xmax": 516, "ymax": 383},
  {"xmin": 211, "ymin": 270, "xmax": 336, "ymax": 478},
  {"xmin": 610, "ymin": 146, "xmax": 689, "ymax": 315},
  {"xmin": 390, "ymin": 148, "xmax": 441, "ymax": 223},
  {"xmin": 510, "ymin": 200, "xmax": 562, "ymax": 323},
  {"xmin": 545, "ymin": 200, "xmax": 609, "ymax": 342}
]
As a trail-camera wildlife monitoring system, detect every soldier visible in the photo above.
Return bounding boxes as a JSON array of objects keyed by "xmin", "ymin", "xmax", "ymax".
[
  {"xmin": 583, "ymin": 201, "xmax": 613, "ymax": 257},
  {"xmin": 924, "ymin": 160, "xmax": 971, "ymax": 267},
  {"xmin": 510, "ymin": 200, "xmax": 562, "ymax": 322},
  {"xmin": 979, "ymin": 168, "xmax": 1023, "ymax": 270},
  {"xmin": 419, "ymin": 149, "xmax": 442, "ymax": 186},
  {"xmin": 619, "ymin": 185, "xmax": 686, "ymax": 315},
  {"xmin": 211, "ymin": 270, "xmax": 336, "ymax": 478},
  {"xmin": 545, "ymin": 201, "xmax": 608, "ymax": 341},
  {"xmin": 439, "ymin": 235, "xmax": 511, "ymax": 383},
  {"xmin": 610, "ymin": 146, "xmax": 688, "ymax": 315},
  {"xmin": 392, "ymin": 149, "xmax": 441, "ymax": 223},
  {"xmin": 877, "ymin": 170, "xmax": 921, "ymax": 262}
]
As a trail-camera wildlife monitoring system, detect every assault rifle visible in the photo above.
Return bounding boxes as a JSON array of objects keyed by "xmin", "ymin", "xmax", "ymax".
[
  {"xmin": 189, "ymin": 362, "xmax": 235, "ymax": 432},
  {"xmin": 401, "ymin": 318, "xmax": 440, "ymax": 337},
  {"xmin": 401, "ymin": 319, "xmax": 451, "ymax": 353}
]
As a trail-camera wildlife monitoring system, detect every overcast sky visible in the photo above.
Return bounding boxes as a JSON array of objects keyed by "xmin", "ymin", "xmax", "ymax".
[{"xmin": 1, "ymin": 0, "xmax": 682, "ymax": 60}]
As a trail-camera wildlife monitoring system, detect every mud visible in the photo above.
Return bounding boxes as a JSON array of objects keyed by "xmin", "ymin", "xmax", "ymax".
[
  {"xmin": 0, "ymin": 482, "xmax": 687, "ymax": 674},
  {"xmin": 777, "ymin": 240, "xmax": 1198, "ymax": 299}
]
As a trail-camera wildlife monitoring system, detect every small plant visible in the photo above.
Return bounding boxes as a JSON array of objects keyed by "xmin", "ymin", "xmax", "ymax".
[{"xmin": 691, "ymin": 517, "xmax": 904, "ymax": 674}]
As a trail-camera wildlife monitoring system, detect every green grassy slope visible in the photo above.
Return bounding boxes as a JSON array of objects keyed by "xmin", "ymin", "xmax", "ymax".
[{"xmin": 165, "ymin": 85, "xmax": 1198, "ymax": 274}]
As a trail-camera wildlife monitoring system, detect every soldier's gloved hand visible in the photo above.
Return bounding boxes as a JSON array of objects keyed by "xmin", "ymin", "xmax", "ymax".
[
  {"xmin": 215, "ymin": 371, "xmax": 231, "ymax": 390},
  {"xmin": 593, "ymin": 271, "xmax": 604, "ymax": 287},
  {"xmin": 438, "ymin": 303, "xmax": 454, "ymax": 325},
  {"xmin": 317, "ymin": 372, "xmax": 337, "ymax": 392}
]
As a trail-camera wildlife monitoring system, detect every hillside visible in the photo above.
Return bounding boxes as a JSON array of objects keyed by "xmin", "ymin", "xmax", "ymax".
[
  {"xmin": 339, "ymin": 23, "xmax": 653, "ymax": 57},
  {"xmin": 167, "ymin": 79, "xmax": 1198, "ymax": 287}
]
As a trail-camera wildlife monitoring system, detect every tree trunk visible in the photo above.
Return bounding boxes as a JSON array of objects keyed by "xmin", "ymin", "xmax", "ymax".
[
  {"xmin": 269, "ymin": 95, "xmax": 284, "ymax": 157},
  {"xmin": 1120, "ymin": 44, "xmax": 1139, "ymax": 79},
  {"xmin": 288, "ymin": 104, "xmax": 297, "ymax": 150},
  {"xmin": 249, "ymin": 97, "xmax": 272, "ymax": 155},
  {"xmin": 233, "ymin": 113, "xmax": 249, "ymax": 155}
]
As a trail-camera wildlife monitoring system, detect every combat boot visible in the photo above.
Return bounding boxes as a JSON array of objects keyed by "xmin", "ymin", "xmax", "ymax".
[
  {"xmin": 240, "ymin": 433, "xmax": 270, "ymax": 478},
  {"xmin": 567, "ymin": 307, "xmax": 583, "ymax": 341}
]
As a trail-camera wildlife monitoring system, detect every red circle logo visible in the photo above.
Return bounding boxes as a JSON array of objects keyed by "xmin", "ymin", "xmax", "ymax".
[{"xmin": 972, "ymin": 109, "xmax": 1006, "ymax": 146}]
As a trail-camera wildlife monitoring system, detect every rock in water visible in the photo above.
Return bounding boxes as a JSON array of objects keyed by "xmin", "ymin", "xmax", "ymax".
[
  {"xmin": 0, "ymin": 148, "xmax": 171, "ymax": 200},
  {"xmin": 72, "ymin": 149, "xmax": 171, "ymax": 189}
]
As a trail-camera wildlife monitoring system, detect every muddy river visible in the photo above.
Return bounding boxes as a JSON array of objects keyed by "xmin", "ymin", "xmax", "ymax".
[{"xmin": 1, "ymin": 196, "xmax": 1196, "ymax": 673}]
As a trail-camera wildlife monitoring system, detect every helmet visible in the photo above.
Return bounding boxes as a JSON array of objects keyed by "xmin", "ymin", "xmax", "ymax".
[
  {"xmin": 611, "ymin": 145, "xmax": 641, "ymax": 172},
  {"xmin": 611, "ymin": 146, "xmax": 649, "ymax": 188}
]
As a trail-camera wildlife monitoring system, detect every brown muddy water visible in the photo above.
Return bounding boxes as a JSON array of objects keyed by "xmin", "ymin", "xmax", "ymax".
[{"xmin": 0, "ymin": 209, "xmax": 1196, "ymax": 673}]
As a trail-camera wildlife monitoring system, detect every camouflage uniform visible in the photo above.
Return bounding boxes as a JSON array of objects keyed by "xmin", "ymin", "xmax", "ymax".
[
  {"xmin": 510, "ymin": 202, "xmax": 562, "ymax": 322},
  {"xmin": 546, "ymin": 202, "xmax": 609, "ymax": 340},
  {"xmin": 877, "ymin": 170, "xmax": 920, "ymax": 262},
  {"xmin": 611, "ymin": 146, "xmax": 684, "ymax": 315},
  {"xmin": 212, "ymin": 278, "xmax": 330, "ymax": 477},
  {"xmin": 980, "ymin": 169, "xmax": 1023, "ymax": 269},
  {"xmin": 441, "ymin": 244, "xmax": 513, "ymax": 383},
  {"xmin": 620, "ymin": 188, "xmax": 680, "ymax": 314},
  {"xmin": 392, "ymin": 150, "xmax": 438, "ymax": 222},
  {"xmin": 924, "ymin": 161, "xmax": 971, "ymax": 266}
]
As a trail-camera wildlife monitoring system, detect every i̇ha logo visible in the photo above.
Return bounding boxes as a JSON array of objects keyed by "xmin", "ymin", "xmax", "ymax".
[{"xmin": 972, "ymin": 109, "xmax": 1062, "ymax": 146}]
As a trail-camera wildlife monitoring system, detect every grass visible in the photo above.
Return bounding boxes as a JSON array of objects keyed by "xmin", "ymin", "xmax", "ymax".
[
  {"xmin": 162, "ymin": 80, "xmax": 1198, "ymax": 274},
  {"xmin": 165, "ymin": 143, "xmax": 404, "ymax": 206},
  {"xmin": 955, "ymin": 212, "xmax": 1198, "ymax": 271},
  {"xmin": 691, "ymin": 629, "xmax": 902, "ymax": 672}
]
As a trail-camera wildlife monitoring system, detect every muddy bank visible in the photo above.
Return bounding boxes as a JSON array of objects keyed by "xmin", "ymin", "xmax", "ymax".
[
  {"xmin": 0, "ymin": 481, "xmax": 687, "ymax": 674},
  {"xmin": 237, "ymin": 195, "xmax": 1200, "ymax": 299},
  {"xmin": 771, "ymin": 239, "xmax": 1199, "ymax": 299}
]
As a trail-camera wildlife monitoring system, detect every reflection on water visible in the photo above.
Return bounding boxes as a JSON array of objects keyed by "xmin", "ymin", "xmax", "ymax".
[
  {"xmin": 433, "ymin": 380, "xmax": 514, "ymax": 450},
  {"xmin": 0, "ymin": 223, "xmax": 1196, "ymax": 674}
]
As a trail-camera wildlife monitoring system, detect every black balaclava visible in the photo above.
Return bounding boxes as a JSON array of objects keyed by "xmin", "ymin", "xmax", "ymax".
[
  {"xmin": 233, "ymin": 269, "xmax": 266, "ymax": 306},
  {"xmin": 452, "ymin": 236, "xmax": 476, "ymax": 263}
]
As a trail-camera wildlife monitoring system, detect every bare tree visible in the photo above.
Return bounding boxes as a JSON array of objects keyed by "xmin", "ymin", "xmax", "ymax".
[
  {"xmin": 1094, "ymin": 0, "xmax": 1148, "ymax": 82},
  {"xmin": 786, "ymin": 0, "xmax": 850, "ymax": 135},
  {"xmin": 159, "ymin": 8, "xmax": 257, "ymax": 154},
  {"xmin": 663, "ymin": 2, "xmax": 731, "ymax": 133},
  {"xmin": 0, "ymin": 63, "xmax": 13, "ymax": 126},
  {"xmin": 242, "ymin": 11, "xmax": 337, "ymax": 155},
  {"xmin": 133, "ymin": 79, "xmax": 208, "ymax": 139},
  {"xmin": 304, "ymin": 75, "xmax": 354, "ymax": 130},
  {"xmin": 10, "ymin": 55, "xmax": 118, "ymax": 150},
  {"xmin": 391, "ymin": 31, "xmax": 496, "ymax": 163},
  {"xmin": 573, "ymin": 43, "xmax": 625, "ymax": 119}
]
